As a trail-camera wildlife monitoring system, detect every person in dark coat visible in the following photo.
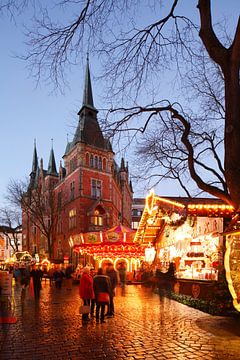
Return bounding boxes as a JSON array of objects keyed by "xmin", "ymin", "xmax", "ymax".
[
  {"xmin": 30, "ymin": 265, "xmax": 42, "ymax": 299},
  {"xmin": 93, "ymin": 268, "xmax": 112, "ymax": 323},
  {"xmin": 106, "ymin": 263, "xmax": 118, "ymax": 317},
  {"xmin": 53, "ymin": 267, "xmax": 65, "ymax": 289}
]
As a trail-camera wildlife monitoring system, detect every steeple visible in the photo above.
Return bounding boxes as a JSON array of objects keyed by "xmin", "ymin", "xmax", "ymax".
[
  {"xmin": 31, "ymin": 139, "xmax": 38, "ymax": 174},
  {"xmin": 72, "ymin": 58, "xmax": 107, "ymax": 150},
  {"xmin": 82, "ymin": 55, "xmax": 95, "ymax": 110},
  {"xmin": 120, "ymin": 157, "xmax": 125, "ymax": 171},
  {"xmin": 29, "ymin": 139, "xmax": 39, "ymax": 189},
  {"xmin": 47, "ymin": 142, "xmax": 58, "ymax": 176}
]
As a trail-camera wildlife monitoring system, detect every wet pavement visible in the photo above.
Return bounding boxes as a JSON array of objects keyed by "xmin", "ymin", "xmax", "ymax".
[{"xmin": 1, "ymin": 280, "xmax": 240, "ymax": 359}]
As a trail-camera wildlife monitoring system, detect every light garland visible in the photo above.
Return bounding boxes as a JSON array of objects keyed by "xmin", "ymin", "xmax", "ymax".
[{"xmin": 224, "ymin": 233, "xmax": 240, "ymax": 312}]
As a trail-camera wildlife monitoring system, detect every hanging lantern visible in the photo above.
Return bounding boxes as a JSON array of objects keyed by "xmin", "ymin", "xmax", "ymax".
[
  {"xmin": 145, "ymin": 246, "xmax": 156, "ymax": 264},
  {"xmin": 224, "ymin": 232, "xmax": 240, "ymax": 312}
]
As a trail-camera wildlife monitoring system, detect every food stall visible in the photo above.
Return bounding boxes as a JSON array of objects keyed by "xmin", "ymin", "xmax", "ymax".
[{"xmin": 135, "ymin": 190, "xmax": 234, "ymax": 299}]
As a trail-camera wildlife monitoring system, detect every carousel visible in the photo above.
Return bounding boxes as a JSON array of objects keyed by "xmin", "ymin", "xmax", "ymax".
[{"xmin": 72, "ymin": 224, "xmax": 146, "ymax": 274}]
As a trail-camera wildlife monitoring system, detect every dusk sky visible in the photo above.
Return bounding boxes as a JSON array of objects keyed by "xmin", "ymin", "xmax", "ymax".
[{"xmin": 0, "ymin": 1, "xmax": 239, "ymax": 207}]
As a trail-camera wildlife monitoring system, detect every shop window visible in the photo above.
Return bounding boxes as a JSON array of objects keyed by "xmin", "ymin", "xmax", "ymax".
[{"xmin": 91, "ymin": 179, "xmax": 102, "ymax": 198}]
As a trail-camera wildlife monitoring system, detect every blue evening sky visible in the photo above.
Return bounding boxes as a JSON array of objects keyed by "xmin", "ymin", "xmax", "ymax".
[{"xmin": 0, "ymin": 1, "xmax": 239, "ymax": 206}]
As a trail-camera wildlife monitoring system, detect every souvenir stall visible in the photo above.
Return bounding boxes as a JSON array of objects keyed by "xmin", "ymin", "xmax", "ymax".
[
  {"xmin": 136, "ymin": 190, "xmax": 234, "ymax": 299},
  {"xmin": 72, "ymin": 224, "xmax": 145, "ymax": 278}
]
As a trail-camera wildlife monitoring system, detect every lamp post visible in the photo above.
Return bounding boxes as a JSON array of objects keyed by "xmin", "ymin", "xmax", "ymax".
[{"xmin": 69, "ymin": 237, "xmax": 74, "ymax": 265}]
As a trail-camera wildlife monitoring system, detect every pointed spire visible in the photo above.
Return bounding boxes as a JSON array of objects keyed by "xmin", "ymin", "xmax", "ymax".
[
  {"xmin": 72, "ymin": 57, "xmax": 109, "ymax": 150},
  {"xmin": 31, "ymin": 139, "xmax": 38, "ymax": 174},
  {"xmin": 129, "ymin": 180, "xmax": 133, "ymax": 193},
  {"xmin": 82, "ymin": 55, "xmax": 95, "ymax": 109},
  {"xmin": 47, "ymin": 141, "xmax": 58, "ymax": 176},
  {"xmin": 120, "ymin": 157, "xmax": 125, "ymax": 171}
]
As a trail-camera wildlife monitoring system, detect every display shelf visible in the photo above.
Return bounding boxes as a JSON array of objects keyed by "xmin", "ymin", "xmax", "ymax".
[{"xmin": 183, "ymin": 257, "xmax": 206, "ymax": 261}]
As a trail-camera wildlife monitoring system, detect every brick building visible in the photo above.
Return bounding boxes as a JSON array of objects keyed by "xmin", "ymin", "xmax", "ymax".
[{"xmin": 22, "ymin": 60, "xmax": 133, "ymax": 261}]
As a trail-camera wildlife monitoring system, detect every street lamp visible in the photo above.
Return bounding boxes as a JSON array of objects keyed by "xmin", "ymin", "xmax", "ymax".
[{"xmin": 69, "ymin": 237, "xmax": 74, "ymax": 264}]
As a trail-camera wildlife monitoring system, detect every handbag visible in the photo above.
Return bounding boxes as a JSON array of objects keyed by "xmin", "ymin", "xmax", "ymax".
[
  {"xmin": 79, "ymin": 305, "xmax": 91, "ymax": 314},
  {"xmin": 97, "ymin": 292, "xmax": 110, "ymax": 303}
]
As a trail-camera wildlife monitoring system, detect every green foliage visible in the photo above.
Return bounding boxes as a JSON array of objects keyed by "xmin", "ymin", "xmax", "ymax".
[{"xmin": 154, "ymin": 273, "xmax": 239, "ymax": 317}]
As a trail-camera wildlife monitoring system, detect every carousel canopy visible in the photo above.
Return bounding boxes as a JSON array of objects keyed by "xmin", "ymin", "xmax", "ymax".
[{"xmin": 72, "ymin": 224, "xmax": 136, "ymax": 247}]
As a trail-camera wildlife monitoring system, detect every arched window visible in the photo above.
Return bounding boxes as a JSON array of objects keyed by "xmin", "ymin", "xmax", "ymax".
[
  {"xmin": 102, "ymin": 158, "xmax": 106, "ymax": 171},
  {"xmin": 90, "ymin": 154, "xmax": 94, "ymax": 167},
  {"xmin": 90, "ymin": 206, "xmax": 104, "ymax": 226},
  {"xmin": 98, "ymin": 157, "xmax": 102, "ymax": 170},
  {"xmin": 94, "ymin": 155, "xmax": 98, "ymax": 168}
]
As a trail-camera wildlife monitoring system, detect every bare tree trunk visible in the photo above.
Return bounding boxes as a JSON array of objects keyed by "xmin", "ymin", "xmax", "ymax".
[{"xmin": 198, "ymin": 0, "xmax": 240, "ymax": 209}]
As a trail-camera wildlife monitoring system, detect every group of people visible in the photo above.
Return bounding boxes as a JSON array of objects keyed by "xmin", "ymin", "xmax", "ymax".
[
  {"xmin": 79, "ymin": 263, "xmax": 119, "ymax": 324},
  {"xmin": 7, "ymin": 263, "xmax": 74, "ymax": 300}
]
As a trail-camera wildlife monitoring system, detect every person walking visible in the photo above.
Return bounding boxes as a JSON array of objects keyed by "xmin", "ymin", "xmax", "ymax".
[
  {"xmin": 106, "ymin": 263, "xmax": 118, "ymax": 317},
  {"xmin": 65, "ymin": 265, "xmax": 73, "ymax": 290},
  {"xmin": 118, "ymin": 263, "xmax": 127, "ymax": 289},
  {"xmin": 79, "ymin": 267, "xmax": 94, "ymax": 322},
  {"xmin": 90, "ymin": 268, "xmax": 96, "ymax": 318},
  {"xmin": 30, "ymin": 264, "xmax": 42, "ymax": 300},
  {"xmin": 93, "ymin": 268, "xmax": 112, "ymax": 323},
  {"xmin": 53, "ymin": 267, "xmax": 65, "ymax": 289}
]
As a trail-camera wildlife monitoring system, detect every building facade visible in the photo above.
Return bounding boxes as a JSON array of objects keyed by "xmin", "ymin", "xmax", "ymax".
[{"xmin": 22, "ymin": 61, "xmax": 133, "ymax": 261}]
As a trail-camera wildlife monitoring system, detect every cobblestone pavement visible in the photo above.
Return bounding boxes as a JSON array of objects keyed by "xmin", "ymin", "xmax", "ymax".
[{"xmin": 1, "ymin": 281, "xmax": 240, "ymax": 360}]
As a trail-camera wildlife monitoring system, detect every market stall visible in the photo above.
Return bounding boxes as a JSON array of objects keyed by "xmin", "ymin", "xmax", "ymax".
[{"xmin": 136, "ymin": 190, "xmax": 234, "ymax": 299}]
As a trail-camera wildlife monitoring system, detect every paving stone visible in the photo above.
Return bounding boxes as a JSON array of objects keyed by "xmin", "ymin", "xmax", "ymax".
[{"xmin": 1, "ymin": 283, "xmax": 240, "ymax": 359}]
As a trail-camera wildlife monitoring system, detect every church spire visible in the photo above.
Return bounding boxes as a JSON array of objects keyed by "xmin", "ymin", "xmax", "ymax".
[
  {"xmin": 31, "ymin": 139, "xmax": 38, "ymax": 174},
  {"xmin": 82, "ymin": 55, "xmax": 95, "ymax": 110},
  {"xmin": 29, "ymin": 139, "xmax": 39, "ymax": 189},
  {"xmin": 72, "ymin": 58, "xmax": 108, "ymax": 150},
  {"xmin": 47, "ymin": 141, "xmax": 58, "ymax": 176}
]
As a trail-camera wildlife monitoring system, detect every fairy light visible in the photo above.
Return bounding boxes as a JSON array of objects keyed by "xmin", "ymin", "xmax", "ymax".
[{"xmin": 224, "ymin": 233, "xmax": 240, "ymax": 312}]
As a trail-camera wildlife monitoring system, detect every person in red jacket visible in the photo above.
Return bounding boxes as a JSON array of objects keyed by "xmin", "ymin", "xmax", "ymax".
[{"xmin": 79, "ymin": 267, "xmax": 94, "ymax": 322}]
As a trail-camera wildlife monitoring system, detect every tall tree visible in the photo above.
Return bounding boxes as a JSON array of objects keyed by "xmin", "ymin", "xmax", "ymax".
[
  {"xmin": 0, "ymin": 207, "xmax": 21, "ymax": 253},
  {"xmin": 2, "ymin": 0, "xmax": 240, "ymax": 209},
  {"xmin": 6, "ymin": 178, "xmax": 61, "ymax": 259}
]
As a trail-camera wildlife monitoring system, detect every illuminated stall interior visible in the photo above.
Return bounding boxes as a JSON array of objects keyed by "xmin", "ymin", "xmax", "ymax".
[{"xmin": 136, "ymin": 191, "xmax": 234, "ymax": 282}]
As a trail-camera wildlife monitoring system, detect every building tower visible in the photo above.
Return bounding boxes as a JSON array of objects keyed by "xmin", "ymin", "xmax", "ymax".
[{"xmin": 22, "ymin": 60, "xmax": 133, "ymax": 260}]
